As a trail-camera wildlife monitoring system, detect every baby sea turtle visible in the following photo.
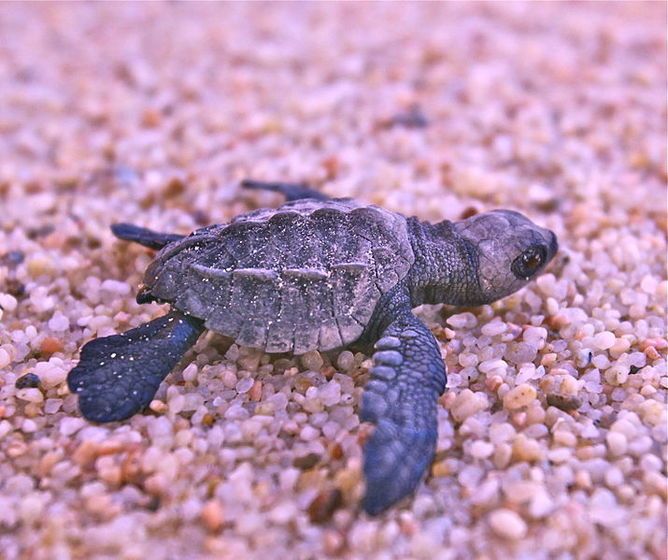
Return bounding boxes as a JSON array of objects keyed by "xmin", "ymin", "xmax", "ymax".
[{"xmin": 67, "ymin": 180, "xmax": 558, "ymax": 515}]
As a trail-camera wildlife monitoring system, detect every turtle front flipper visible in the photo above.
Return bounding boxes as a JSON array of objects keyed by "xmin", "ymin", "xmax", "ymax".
[
  {"xmin": 67, "ymin": 311, "xmax": 204, "ymax": 423},
  {"xmin": 360, "ymin": 290, "xmax": 447, "ymax": 515},
  {"xmin": 240, "ymin": 178, "xmax": 329, "ymax": 201},
  {"xmin": 111, "ymin": 223, "xmax": 185, "ymax": 250}
]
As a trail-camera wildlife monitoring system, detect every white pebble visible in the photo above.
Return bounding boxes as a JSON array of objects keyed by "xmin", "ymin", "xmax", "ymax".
[
  {"xmin": 447, "ymin": 312, "xmax": 477, "ymax": 329},
  {"xmin": 268, "ymin": 501, "xmax": 297, "ymax": 524},
  {"xmin": 168, "ymin": 394, "xmax": 185, "ymax": 414},
  {"xmin": 506, "ymin": 342, "xmax": 538, "ymax": 364},
  {"xmin": 592, "ymin": 354, "xmax": 610, "ymax": 369},
  {"xmin": 547, "ymin": 448, "xmax": 571, "ymax": 463},
  {"xmin": 594, "ymin": 331, "xmax": 616, "ymax": 350},
  {"xmin": 301, "ymin": 350, "xmax": 324, "ymax": 371},
  {"xmin": 640, "ymin": 275, "xmax": 658, "ymax": 294},
  {"xmin": 44, "ymin": 398, "xmax": 63, "ymax": 414},
  {"xmin": 489, "ymin": 423, "xmax": 516, "ymax": 444},
  {"xmin": 470, "ymin": 440, "xmax": 494, "ymax": 459},
  {"xmin": 489, "ymin": 508, "xmax": 528, "ymax": 539},
  {"xmin": 40, "ymin": 366, "xmax": 67, "ymax": 388},
  {"xmin": 0, "ymin": 294, "xmax": 18, "ymax": 312},
  {"xmin": 528, "ymin": 490, "xmax": 554, "ymax": 518},
  {"xmin": 458, "ymin": 353, "xmax": 479, "ymax": 367},
  {"xmin": 628, "ymin": 435, "xmax": 653, "ymax": 455},
  {"xmin": 610, "ymin": 418, "xmax": 637, "ymax": 439},
  {"xmin": 267, "ymin": 392, "xmax": 288, "ymax": 412},
  {"xmin": 478, "ymin": 359, "xmax": 508, "ymax": 374},
  {"xmin": 318, "ymin": 381, "xmax": 341, "ymax": 407},
  {"xmin": 236, "ymin": 378, "xmax": 254, "ymax": 394},
  {"xmin": 638, "ymin": 454, "xmax": 660, "ymax": 474},
  {"xmin": 21, "ymin": 419, "xmax": 38, "ymax": 433},
  {"xmin": 100, "ymin": 279, "xmax": 131, "ymax": 294},
  {"xmin": 182, "ymin": 363, "xmax": 198, "ymax": 383},
  {"xmin": 48, "ymin": 312, "xmax": 70, "ymax": 332},
  {"xmin": 337, "ymin": 351, "xmax": 355, "ymax": 372},
  {"xmin": 16, "ymin": 388, "xmax": 44, "ymax": 403},
  {"xmin": 458, "ymin": 465, "xmax": 484, "ymax": 488},
  {"xmin": 224, "ymin": 404, "xmax": 249, "ymax": 420},
  {"xmin": 605, "ymin": 466, "xmax": 624, "ymax": 487},
  {"xmin": 222, "ymin": 369, "xmax": 237, "ymax": 388},
  {"xmin": 523, "ymin": 326, "xmax": 548, "ymax": 348},
  {"xmin": 450, "ymin": 390, "xmax": 487, "ymax": 422},
  {"xmin": 59, "ymin": 417, "xmax": 85, "ymax": 436},
  {"xmin": 482, "ymin": 321, "xmax": 507, "ymax": 337},
  {"xmin": 0, "ymin": 348, "xmax": 10, "ymax": 369},
  {"xmin": 19, "ymin": 494, "xmax": 44, "ymax": 523},
  {"xmin": 609, "ymin": 338, "xmax": 631, "ymax": 358},
  {"xmin": 300, "ymin": 425, "xmax": 320, "ymax": 441}
]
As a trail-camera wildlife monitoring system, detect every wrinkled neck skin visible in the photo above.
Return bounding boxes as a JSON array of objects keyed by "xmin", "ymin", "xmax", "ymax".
[{"xmin": 406, "ymin": 218, "xmax": 485, "ymax": 308}]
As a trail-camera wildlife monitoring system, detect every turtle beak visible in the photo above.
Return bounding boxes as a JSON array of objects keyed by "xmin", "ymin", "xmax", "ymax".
[{"xmin": 548, "ymin": 231, "xmax": 559, "ymax": 261}]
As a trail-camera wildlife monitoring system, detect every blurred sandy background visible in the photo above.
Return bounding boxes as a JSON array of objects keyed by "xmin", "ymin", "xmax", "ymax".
[{"xmin": 0, "ymin": 2, "xmax": 666, "ymax": 559}]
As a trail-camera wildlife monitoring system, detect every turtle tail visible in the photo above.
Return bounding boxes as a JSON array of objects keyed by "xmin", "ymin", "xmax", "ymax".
[{"xmin": 67, "ymin": 310, "xmax": 204, "ymax": 423}]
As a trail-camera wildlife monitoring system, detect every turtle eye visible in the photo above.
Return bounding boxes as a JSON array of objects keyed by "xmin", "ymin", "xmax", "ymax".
[{"xmin": 511, "ymin": 245, "xmax": 547, "ymax": 280}]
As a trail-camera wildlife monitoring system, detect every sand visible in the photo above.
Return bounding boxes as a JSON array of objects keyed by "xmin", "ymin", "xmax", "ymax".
[{"xmin": 0, "ymin": 2, "xmax": 666, "ymax": 559}]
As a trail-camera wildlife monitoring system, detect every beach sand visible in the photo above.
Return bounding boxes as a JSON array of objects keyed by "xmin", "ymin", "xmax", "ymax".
[{"xmin": 0, "ymin": 3, "xmax": 666, "ymax": 559}]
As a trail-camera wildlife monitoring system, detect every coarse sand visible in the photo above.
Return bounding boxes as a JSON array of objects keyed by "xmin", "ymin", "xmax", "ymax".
[{"xmin": 0, "ymin": 2, "xmax": 666, "ymax": 559}]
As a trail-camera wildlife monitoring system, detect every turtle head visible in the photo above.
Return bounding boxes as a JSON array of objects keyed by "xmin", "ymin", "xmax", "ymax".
[{"xmin": 453, "ymin": 209, "xmax": 558, "ymax": 304}]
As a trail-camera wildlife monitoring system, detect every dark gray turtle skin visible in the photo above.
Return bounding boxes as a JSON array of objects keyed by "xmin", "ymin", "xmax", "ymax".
[{"xmin": 68, "ymin": 180, "xmax": 558, "ymax": 516}]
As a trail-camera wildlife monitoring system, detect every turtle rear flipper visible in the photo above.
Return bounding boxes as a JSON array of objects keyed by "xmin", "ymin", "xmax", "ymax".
[
  {"xmin": 67, "ymin": 311, "xmax": 204, "ymax": 423},
  {"xmin": 111, "ymin": 223, "xmax": 185, "ymax": 250},
  {"xmin": 240, "ymin": 179, "xmax": 329, "ymax": 201}
]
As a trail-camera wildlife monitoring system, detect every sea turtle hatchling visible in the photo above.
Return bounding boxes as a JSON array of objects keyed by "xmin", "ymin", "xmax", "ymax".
[{"xmin": 67, "ymin": 180, "xmax": 558, "ymax": 515}]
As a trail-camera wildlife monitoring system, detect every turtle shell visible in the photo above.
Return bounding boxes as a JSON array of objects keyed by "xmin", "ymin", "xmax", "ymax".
[{"xmin": 142, "ymin": 199, "xmax": 414, "ymax": 354}]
